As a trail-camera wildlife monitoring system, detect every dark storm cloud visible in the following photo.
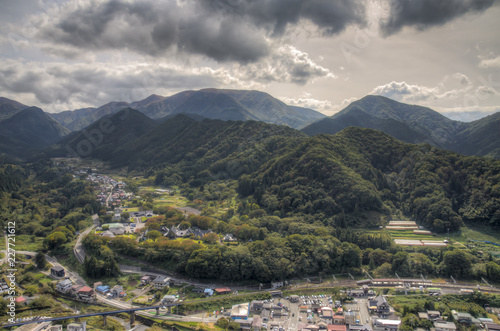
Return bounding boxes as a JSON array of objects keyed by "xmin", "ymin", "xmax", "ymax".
[
  {"xmin": 204, "ymin": 0, "xmax": 367, "ymax": 36},
  {"xmin": 39, "ymin": 0, "xmax": 270, "ymax": 63},
  {"xmin": 38, "ymin": 0, "xmax": 368, "ymax": 63},
  {"xmin": 380, "ymin": 0, "xmax": 495, "ymax": 36}
]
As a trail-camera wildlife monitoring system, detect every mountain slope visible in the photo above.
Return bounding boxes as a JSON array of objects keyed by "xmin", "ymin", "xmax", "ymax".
[
  {"xmin": 49, "ymin": 89, "xmax": 326, "ymax": 131},
  {"xmin": 239, "ymin": 127, "xmax": 500, "ymax": 232},
  {"xmin": 0, "ymin": 107, "xmax": 70, "ymax": 158},
  {"xmin": 96, "ymin": 115, "xmax": 307, "ymax": 182},
  {"xmin": 454, "ymin": 112, "xmax": 500, "ymax": 158},
  {"xmin": 0, "ymin": 97, "xmax": 29, "ymax": 121},
  {"xmin": 302, "ymin": 95, "xmax": 500, "ymax": 158},
  {"xmin": 51, "ymin": 108, "xmax": 157, "ymax": 159},
  {"xmin": 193, "ymin": 89, "xmax": 326, "ymax": 128},
  {"xmin": 302, "ymin": 106, "xmax": 432, "ymax": 145},
  {"xmin": 49, "ymin": 101, "xmax": 130, "ymax": 132}
]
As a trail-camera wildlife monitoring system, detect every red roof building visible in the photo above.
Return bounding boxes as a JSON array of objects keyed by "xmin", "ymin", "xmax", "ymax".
[
  {"xmin": 327, "ymin": 325, "xmax": 347, "ymax": 331},
  {"xmin": 214, "ymin": 287, "xmax": 232, "ymax": 294},
  {"xmin": 77, "ymin": 286, "xmax": 95, "ymax": 302},
  {"xmin": 15, "ymin": 296, "xmax": 26, "ymax": 304}
]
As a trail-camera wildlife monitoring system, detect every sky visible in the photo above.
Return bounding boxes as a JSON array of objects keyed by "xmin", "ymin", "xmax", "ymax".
[{"xmin": 0, "ymin": 0, "xmax": 499, "ymax": 121}]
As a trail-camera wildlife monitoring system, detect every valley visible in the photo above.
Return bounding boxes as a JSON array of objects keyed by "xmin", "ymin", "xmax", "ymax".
[{"xmin": 1, "ymin": 92, "xmax": 500, "ymax": 330}]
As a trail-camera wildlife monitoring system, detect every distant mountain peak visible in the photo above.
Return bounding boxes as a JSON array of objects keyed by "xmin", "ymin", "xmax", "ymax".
[{"xmin": 303, "ymin": 95, "xmax": 500, "ymax": 159}]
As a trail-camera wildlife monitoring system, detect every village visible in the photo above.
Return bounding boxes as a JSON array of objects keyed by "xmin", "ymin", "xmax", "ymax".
[
  {"xmin": 6, "ymin": 166, "xmax": 499, "ymax": 331},
  {"xmin": 15, "ymin": 264, "xmax": 500, "ymax": 331}
]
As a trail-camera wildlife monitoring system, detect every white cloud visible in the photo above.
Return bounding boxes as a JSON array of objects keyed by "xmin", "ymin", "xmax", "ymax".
[
  {"xmin": 240, "ymin": 45, "xmax": 335, "ymax": 85},
  {"xmin": 370, "ymin": 73, "xmax": 483, "ymax": 105},
  {"xmin": 370, "ymin": 73, "xmax": 500, "ymax": 121},
  {"xmin": 0, "ymin": 58, "xmax": 250, "ymax": 111},
  {"xmin": 479, "ymin": 55, "xmax": 500, "ymax": 69},
  {"xmin": 280, "ymin": 95, "xmax": 334, "ymax": 114}
]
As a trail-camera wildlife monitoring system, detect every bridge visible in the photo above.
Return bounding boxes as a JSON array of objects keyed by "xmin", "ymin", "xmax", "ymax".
[{"xmin": 2, "ymin": 302, "xmax": 182, "ymax": 329}]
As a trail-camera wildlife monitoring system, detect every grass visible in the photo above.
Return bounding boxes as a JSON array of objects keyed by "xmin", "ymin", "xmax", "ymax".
[
  {"xmin": 14, "ymin": 235, "xmax": 45, "ymax": 251},
  {"xmin": 122, "ymin": 207, "xmax": 140, "ymax": 212},
  {"xmin": 133, "ymin": 295, "xmax": 155, "ymax": 305},
  {"xmin": 459, "ymin": 225, "xmax": 500, "ymax": 243}
]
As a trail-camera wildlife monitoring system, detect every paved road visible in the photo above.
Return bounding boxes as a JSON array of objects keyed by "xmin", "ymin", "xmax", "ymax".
[{"xmin": 74, "ymin": 225, "xmax": 97, "ymax": 263}]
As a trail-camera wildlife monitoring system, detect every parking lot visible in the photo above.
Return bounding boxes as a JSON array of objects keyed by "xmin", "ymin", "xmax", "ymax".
[{"xmin": 259, "ymin": 294, "xmax": 336, "ymax": 331}]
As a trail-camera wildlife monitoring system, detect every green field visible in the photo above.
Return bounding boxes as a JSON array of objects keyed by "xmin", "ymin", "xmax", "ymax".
[
  {"xmin": 14, "ymin": 235, "xmax": 45, "ymax": 251},
  {"xmin": 386, "ymin": 229, "xmax": 437, "ymax": 241}
]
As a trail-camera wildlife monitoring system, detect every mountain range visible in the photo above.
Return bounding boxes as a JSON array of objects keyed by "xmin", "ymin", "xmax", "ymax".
[
  {"xmin": 47, "ymin": 111, "xmax": 500, "ymax": 233},
  {"xmin": 47, "ymin": 88, "xmax": 326, "ymax": 131},
  {"xmin": 0, "ymin": 91, "xmax": 499, "ymax": 231},
  {"xmin": 1, "ymin": 90, "xmax": 500, "ymax": 160}
]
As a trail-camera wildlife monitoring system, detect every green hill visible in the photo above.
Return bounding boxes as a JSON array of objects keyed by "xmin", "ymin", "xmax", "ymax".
[
  {"xmin": 453, "ymin": 112, "xmax": 500, "ymax": 158},
  {"xmin": 0, "ymin": 97, "xmax": 29, "ymax": 121},
  {"xmin": 0, "ymin": 107, "xmax": 70, "ymax": 158},
  {"xmin": 51, "ymin": 108, "xmax": 157, "ymax": 159},
  {"xmin": 106, "ymin": 114, "xmax": 307, "ymax": 181},
  {"xmin": 239, "ymin": 127, "xmax": 500, "ymax": 232},
  {"xmin": 302, "ymin": 95, "xmax": 500, "ymax": 159}
]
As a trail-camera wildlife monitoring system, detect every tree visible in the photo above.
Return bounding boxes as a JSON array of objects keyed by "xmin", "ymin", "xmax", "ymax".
[
  {"xmin": 442, "ymin": 250, "xmax": 472, "ymax": 278},
  {"xmin": 146, "ymin": 230, "xmax": 162, "ymax": 241},
  {"xmin": 202, "ymin": 233, "xmax": 219, "ymax": 244},
  {"xmin": 392, "ymin": 251, "xmax": 410, "ymax": 276},
  {"xmin": 486, "ymin": 261, "xmax": 500, "ymax": 281},
  {"xmin": 217, "ymin": 317, "xmax": 229, "ymax": 329},
  {"xmin": 24, "ymin": 285, "xmax": 39, "ymax": 297},
  {"xmin": 35, "ymin": 252, "xmax": 47, "ymax": 270},
  {"xmin": 45, "ymin": 231, "xmax": 67, "ymax": 250},
  {"xmin": 370, "ymin": 248, "xmax": 393, "ymax": 267},
  {"xmin": 0, "ymin": 298, "xmax": 7, "ymax": 315},
  {"xmin": 121, "ymin": 212, "xmax": 130, "ymax": 221},
  {"xmin": 179, "ymin": 221, "xmax": 191, "ymax": 230},
  {"xmin": 374, "ymin": 262, "xmax": 393, "ymax": 278}
]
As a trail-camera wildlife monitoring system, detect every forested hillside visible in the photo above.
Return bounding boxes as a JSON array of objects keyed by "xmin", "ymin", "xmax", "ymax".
[
  {"xmin": 0, "ymin": 158, "xmax": 101, "ymax": 251},
  {"xmin": 239, "ymin": 128, "xmax": 500, "ymax": 233},
  {"xmin": 302, "ymin": 95, "xmax": 500, "ymax": 159},
  {"xmin": 47, "ymin": 114, "xmax": 500, "ymax": 233}
]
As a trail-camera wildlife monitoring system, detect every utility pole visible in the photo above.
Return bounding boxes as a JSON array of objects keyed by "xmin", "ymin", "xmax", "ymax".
[
  {"xmin": 450, "ymin": 275, "xmax": 456, "ymax": 284},
  {"xmin": 421, "ymin": 274, "xmax": 427, "ymax": 289},
  {"xmin": 481, "ymin": 277, "xmax": 492, "ymax": 288}
]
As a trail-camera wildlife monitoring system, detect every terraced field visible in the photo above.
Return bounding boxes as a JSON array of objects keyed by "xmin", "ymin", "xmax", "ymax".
[{"xmin": 385, "ymin": 221, "xmax": 448, "ymax": 247}]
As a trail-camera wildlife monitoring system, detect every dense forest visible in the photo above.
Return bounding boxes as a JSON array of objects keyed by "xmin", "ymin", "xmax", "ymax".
[
  {"xmin": 238, "ymin": 128, "xmax": 500, "ymax": 233},
  {"xmin": 0, "ymin": 158, "xmax": 100, "ymax": 252}
]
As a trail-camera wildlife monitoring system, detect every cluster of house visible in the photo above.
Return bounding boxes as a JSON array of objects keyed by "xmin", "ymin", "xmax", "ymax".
[
  {"xmin": 138, "ymin": 224, "xmax": 238, "ymax": 243},
  {"xmin": 85, "ymin": 173, "xmax": 131, "ymax": 207},
  {"xmin": 140, "ymin": 274, "xmax": 172, "ymax": 290},
  {"xmin": 55, "ymin": 279, "xmax": 95, "ymax": 302},
  {"xmin": 94, "ymin": 282, "xmax": 126, "ymax": 299},
  {"xmin": 191, "ymin": 286, "xmax": 232, "ymax": 297},
  {"xmin": 0, "ymin": 277, "xmax": 10, "ymax": 295},
  {"xmin": 298, "ymin": 303, "xmax": 361, "ymax": 331}
]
